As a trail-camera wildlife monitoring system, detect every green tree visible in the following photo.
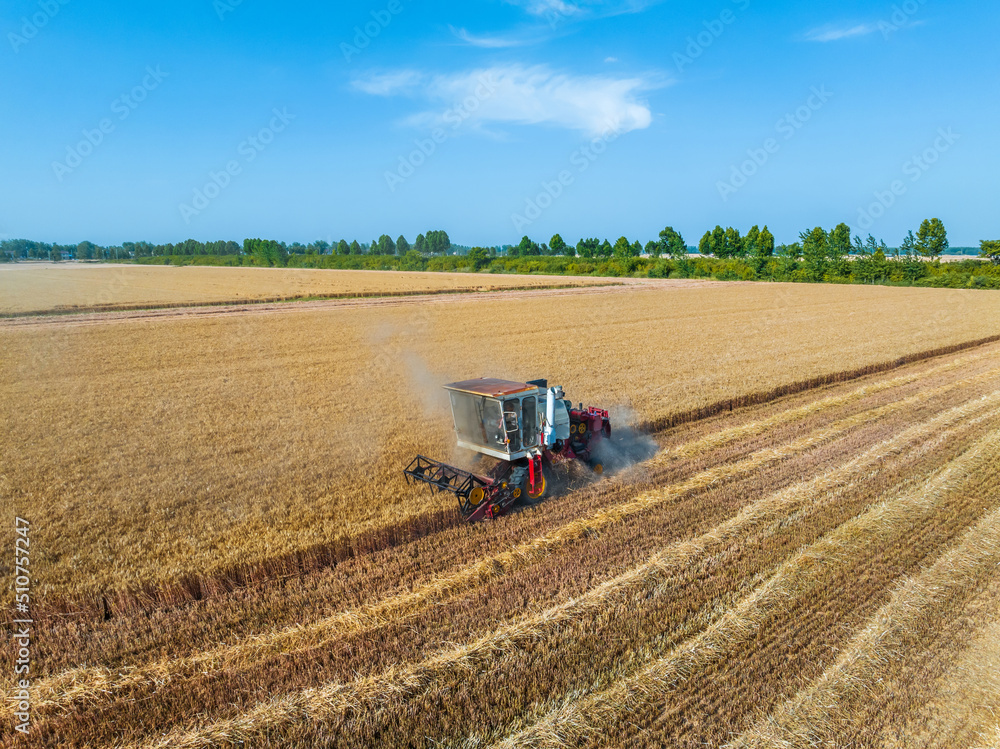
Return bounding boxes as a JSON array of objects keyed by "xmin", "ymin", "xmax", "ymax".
[
  {"xmin": 658, "ymin": 226, "xmax": 686, "ymax": 259},
  {"xmin": 576, "ymin": 238, "xmax": 599, "ymax": 258},
  {"xmin": 612, "ymin": 236, "xmax": 634, "ymax": 258},
  {"xmin": 516, "ymin": 235, "xmax": 540, "ymax": 256},
  {"xmin": 549, "ymin": 233, "xmax": 567, "ymax": 255},
  {"xmin": 396, "ymin": 235, "xmax": 410, "ymax": 255},
  {"xmin": 744, "ymin": 225, "xmax": 760, "ymax": 257},
  {"xmin": 644, "ymin": 240, "xmax": 659, "ymax": 257},
  {"xmin": 899, "ymin": 230, "xmax": 916, "ymax": 259},
  {"xmin": 865, "ymin": 234, "xmax": 879, "ymax": 255},
  {"xmin": 467, "ymin": 246, "xmax": 490, "ymax": 270},
  {"xmin": 828, "ymin": 223, "xmax": 851, "ymax": 263},
  {"xmin": 414, "ymin": 233, "xmax": 426, "ymax": 253},
  {"xmin": 800, "ymin": 227, "xmax": 829, "ymax": 280},
  {"xmin": 724, "ymin": 227, "xmax": 743, "ymax": 257},
  {"xmin": 779, "ymin": 242, "xmax": 803, "ymax": 261},
  {"xmin": 915, "ymin": 218, "xmax": 948, "ymax": 257},
  {"xmin": 710, "ymin": 225, "xmax": 725, "ymax": 257},
  {"xmin": 349, "ymin": 240, "xmax": 362, "ymax": 255},
  {"xmin": 757, "ymin": 226, "xmax": 775, "ymax": 257},
  {"xmin": 335, "ymin": 240, "xmax": 350, "ymax": 255},
  {"xmin": 77, "ymin": 240, "xmax": 96, "ymax": 260},
  {"xmin": 425, "ymin": 230, "xmax": 451, "ymax": 254},
  {"xmin": 244, "ymin": 238, "xmax": 288, "ymax": 267},
  {"xmin": 598, "ymin": 239, "xmax": 613, "ymax": 258},
  {"xmin": 698, "ymin": 231, "xmax": 713, "ymax": 256},
  {"xmin": 376, "ymin": 234, "xmax": 395, "ymax": 255},
  {"xmin": 979, "ymin": 239, "xmax": 1000, "ymax": 264}
]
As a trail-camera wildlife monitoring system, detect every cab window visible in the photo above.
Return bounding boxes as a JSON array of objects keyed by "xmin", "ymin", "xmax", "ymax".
[
  {"xmin": 503, "ymin": 399, "xmax": 521, "ymax": 452},
  {"xmin": 522, "ymin": 396, "xmax": 537, "ymax": 447}
]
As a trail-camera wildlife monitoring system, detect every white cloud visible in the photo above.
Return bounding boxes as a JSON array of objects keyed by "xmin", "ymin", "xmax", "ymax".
[
  {"xmin": 604, "ymin": 56, "xmax": 619, "ymax": 63},
  {"xmin": 355, "ymin": 65, "xmax": 663, "ymax": 137},
  {"xmin": 350, "ymin": 70, "xmax": 424, "ymax": 96},
  {"xmin": 805, "ymin": 23, "xmax": 878, "ymax": 42},
  {"xmin": 518, "ymin": 0, "xmax": 580, "ymax": 17},
  {"xmin": 449, "ymin": 26, "xmax": 526, "ymax": 48},
  {"xmin": 504, "ymin": 0, "xmax": 658, "ymax": 19}
]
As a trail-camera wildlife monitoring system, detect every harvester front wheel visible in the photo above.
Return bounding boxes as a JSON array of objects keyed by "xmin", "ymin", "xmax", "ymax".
[{"xmin": 524, "ymin": 466, "xmax": 548, "ymax": 504}]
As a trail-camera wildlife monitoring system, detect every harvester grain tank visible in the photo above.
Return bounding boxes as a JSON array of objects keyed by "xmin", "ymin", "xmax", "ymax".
[{"xmin": 403, "ymin": 378, "xmax": 611, "ymax": 521}]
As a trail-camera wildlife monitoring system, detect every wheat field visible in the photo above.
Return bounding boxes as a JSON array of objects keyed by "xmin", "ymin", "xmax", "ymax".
[
  {"xmin": 0, "ymin": 263, "xmax": 614, "ymax": 314},
  {"xmin": 2, "ymin": 277, "xmax": 1000, "ymax": 747}
]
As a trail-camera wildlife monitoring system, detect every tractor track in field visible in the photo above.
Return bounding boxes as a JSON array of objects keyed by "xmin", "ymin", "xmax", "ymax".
[
  {"xmin": 6, "ymin": 342, "xmax": 1000, "ymax": 748},
  {"xmin": 0, "ymin": 278, "xmax": 730, "ymax": 329}
]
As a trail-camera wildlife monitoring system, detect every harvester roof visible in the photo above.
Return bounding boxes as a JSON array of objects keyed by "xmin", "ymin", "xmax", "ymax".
[{"xmin": 443, "ymin": 378, "xmax": 538, "ymax": 397}]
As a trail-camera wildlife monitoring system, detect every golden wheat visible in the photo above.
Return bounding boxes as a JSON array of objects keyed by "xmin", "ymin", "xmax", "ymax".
[
  {"xmin": 0, "ymin": 263, "xmax": 611, "ymax": 314},
  {"xmin": 668, "ymin": 347, "xmax": 992, "ymax": 459},
  {"xmin": 4, "ymin": 282, "xmax": 1000, "ymax": 609}
]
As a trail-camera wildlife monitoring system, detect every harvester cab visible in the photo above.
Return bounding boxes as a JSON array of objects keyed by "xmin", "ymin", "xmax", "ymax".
[{"xmin": 404, "ymin": 378, "xmax": 611, "ymax": 521}]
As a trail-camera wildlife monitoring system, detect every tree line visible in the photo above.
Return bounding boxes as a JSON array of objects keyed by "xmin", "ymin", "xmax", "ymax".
[
  {"xmin": 4, "ymin": 218, "xmax": 998, "ymax": 273},
  {"xmin": 0, "ymin": 231, "xmax": 453, "ymax": 262},
  {"xmin": 137, "ymin": 244, "xmax": 999, "ymax": 290}
]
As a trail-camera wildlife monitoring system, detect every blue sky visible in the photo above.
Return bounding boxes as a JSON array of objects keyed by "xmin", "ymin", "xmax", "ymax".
[{"xmin": 2, "ymin": 0, "xmax": 997, "ymax": 247}]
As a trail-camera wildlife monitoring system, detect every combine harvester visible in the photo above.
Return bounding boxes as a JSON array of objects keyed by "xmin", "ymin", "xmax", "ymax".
[{"xmin": 404, "ymin": 378, "xmax": 611, "ymax": 521}]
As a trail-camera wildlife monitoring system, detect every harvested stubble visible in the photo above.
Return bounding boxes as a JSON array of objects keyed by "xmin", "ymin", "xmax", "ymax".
[
  {"xmin": 875, "ymin": 588, "xmax": 1000, "ymax": 749},
  {"xmin": 727, "ymin": 505, "xmax": 1000, "ymax": 749},
  {"xmin": 496, "ymin": 427, "xmax": 1000, "ymax": 749}
]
